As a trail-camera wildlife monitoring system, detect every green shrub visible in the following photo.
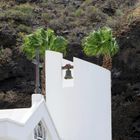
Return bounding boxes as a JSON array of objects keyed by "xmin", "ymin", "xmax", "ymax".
[
  {"xmin": 106, "ymin": 17, "xmax": 118, "ymax": 28},
  {"xmin": 115, "ymin": 9, "xmax": 124, "ymax": 16},
  {"xmin": 0, "ymin": 3, "xmax": 35, "ymax": 23},
  {"xmin": 14, "ymin": 3, "xmax": 34, "ymax": 13},
  {"xmin": 49, "ymin": 18, "xmax": 64, "ymax": 31},
  {"xmin": 75, "ymin": 8, "xmax": 84, "ymax": 17},
  {"xmin": 85, "ymin": 6, "xmax": 106, "ymax": 22},
  {"xmin": 42, "ymin": 13, "xmax": 51, "ymax": 21},
  {"xmin": 17, "ymin": 24, "xmax": 32, "ymax": 33},
  {"xmin": 81, "ymin": 0, "xmax": 93, "ymax": 7}
]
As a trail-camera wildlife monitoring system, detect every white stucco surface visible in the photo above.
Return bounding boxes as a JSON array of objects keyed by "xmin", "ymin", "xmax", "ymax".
[{"xmin": 45, "ymin": 51, "xmax": 111, "ymax": 140}]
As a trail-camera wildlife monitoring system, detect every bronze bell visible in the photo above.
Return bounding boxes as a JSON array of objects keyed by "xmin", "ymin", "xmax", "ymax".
[
  {"xmin": 62, "ymin": 64, "xmax": 74, "ymax": 80},
  {"xmin": 65, "ymin": 68, "xmax": 73, "ymax": 79}
]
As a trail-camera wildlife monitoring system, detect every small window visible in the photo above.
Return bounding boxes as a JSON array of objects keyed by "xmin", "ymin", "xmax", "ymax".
[{"xmin": 34, "ymin": 121, "xmax": 46, "ymax": 140}]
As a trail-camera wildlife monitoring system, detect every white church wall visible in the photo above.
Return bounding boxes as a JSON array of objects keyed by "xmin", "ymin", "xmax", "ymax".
[{"xmin": 45, "ymin": 51, "xmax": 111, "ymax": 140}]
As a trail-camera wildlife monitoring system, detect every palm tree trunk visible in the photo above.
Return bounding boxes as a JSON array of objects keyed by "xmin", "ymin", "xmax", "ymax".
[
  {"xmin": 102, "ymin": 55, "xmax": 112, "ymax": 70},
  {"xmin": 41, "ymin": 62, "xmax": 46, "ymax": 100},
  {"xmin": 35, "ymin": 49, "xmax": 41, "ymax": 94}
]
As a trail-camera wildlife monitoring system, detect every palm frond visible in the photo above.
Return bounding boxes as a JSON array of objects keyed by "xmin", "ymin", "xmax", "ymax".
[
  {"xmin": 22, "ymin": 28, "xmax": 68, "ymax": 60},
  {"xmin": 82, "ymin": 26, "xmax": 119, "ymax": 57}
]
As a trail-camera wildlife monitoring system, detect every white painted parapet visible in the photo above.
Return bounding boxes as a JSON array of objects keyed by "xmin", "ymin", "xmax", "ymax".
[
  {"xmin": 0, "ymin": 94, "xmax": 60, "ymax": 140},
  {"xmin": 45, "ymin": 51, "xmax": 111, "ymax": 140}
]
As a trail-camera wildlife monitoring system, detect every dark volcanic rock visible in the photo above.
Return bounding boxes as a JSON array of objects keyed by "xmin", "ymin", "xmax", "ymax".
[
  {"xmin": 0, "ymin": 90, "xmax": 31, "ymax": 109},
  {"xmin": 0, "ymin": 29, "xmax": 16, "ymax": 48},
  {"xmin": 0, "ymin": 32, "xmax": 35, "ymax": 107},
  {"xmin": 0, "ymin": 54, "xmax": 34, "ymax": 108},
  {"xmin": 112, "ymin": 21, "xmax": 140, "ymax": 139},
  {"xmin": 15, "ymin": 0, "xmax": 43, "ymax": 3}
]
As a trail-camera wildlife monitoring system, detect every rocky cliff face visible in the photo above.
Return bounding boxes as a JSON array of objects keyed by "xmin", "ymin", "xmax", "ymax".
[
  {"xmin": 112, "ymin": 19, "xmax": 140, "ymax": 139},
  {"xmin": 0, "ymin": 0, "xmax": 140, "ymax": 139}
]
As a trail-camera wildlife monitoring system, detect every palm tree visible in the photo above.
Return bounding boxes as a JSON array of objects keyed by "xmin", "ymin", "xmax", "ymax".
[
  {"xmin": 82, "ymin": 27, "xmax": 119, "ymax": 70},
  {"xmin": 22, "ymin": 28, "xmax": 68, "ymax": 97}
]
